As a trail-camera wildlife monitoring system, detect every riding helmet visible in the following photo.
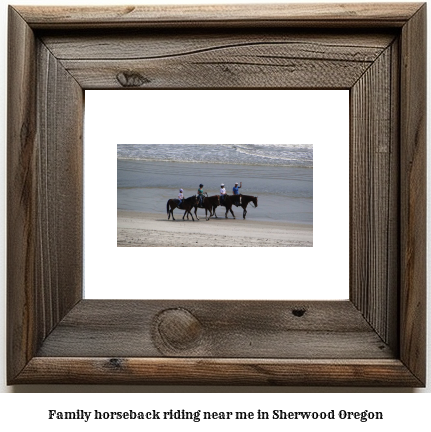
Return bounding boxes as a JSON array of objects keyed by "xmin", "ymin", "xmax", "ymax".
[{"xmin": 199, "ymin": 184, "xmax": 203, "ymax": 187}]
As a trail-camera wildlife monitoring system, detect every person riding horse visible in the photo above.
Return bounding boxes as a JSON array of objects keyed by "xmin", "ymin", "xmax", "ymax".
[
  {"xmin": 197, "ymin": 184, "xmax": 205, "ymax": 206},
  {"xmin": 220, "ymin": 183, "xmax": 226, "ymax": 204},
  {"xmin": 178, "ymin": 188, "xmax": 184, "ymax": 209},
  {"xmin": 167, "ymin": 195, "xmax": 199, "ymax": 221},
  {"xmin": 232, "ymin": 181, "xmax": 242, "ymax": 206}
]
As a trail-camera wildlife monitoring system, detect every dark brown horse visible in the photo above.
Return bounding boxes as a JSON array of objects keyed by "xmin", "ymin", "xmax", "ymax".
[
  {"xmin": 193, "ymin": 195, "xmax": 220, "ymax": 221},
  {"xmin": 166, "ymin": 195, "xmax": 199, "ymax": 221},
  {"xmin": 238, "ymin": 194, "xmax": 258, "ymax": 219},
  {"xmin": 212, "ymin": 194, "xmax": 240, "ymax": 219},
  {"xmin": 212, "ymin": 194, "xmax": 258, "ymax": 219}
]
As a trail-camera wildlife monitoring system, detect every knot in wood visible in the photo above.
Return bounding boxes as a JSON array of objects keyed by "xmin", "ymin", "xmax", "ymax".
[
  {"xmin": 292, "ymin": 308, "xmax": 306, "ymax": 317},
  {"xmin": 108, "ymin": 358, "xmax": 123, "ymax": 369},
  {"xmin": 155, "ymin": 308, "xmax": 203, "ymax": 351},
  {"xmin": 116, "ymin": 71, "xmax": 150, "ymax": 87}
]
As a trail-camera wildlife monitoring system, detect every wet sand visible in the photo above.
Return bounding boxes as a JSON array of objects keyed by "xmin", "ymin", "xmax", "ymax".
[
  {"xmin": 118, "ymin": 159, "xmax": 313, "ymax": 225},
  {"xmin": 118, "ymin": 210, "xmax": 313, "ymax": 247}
]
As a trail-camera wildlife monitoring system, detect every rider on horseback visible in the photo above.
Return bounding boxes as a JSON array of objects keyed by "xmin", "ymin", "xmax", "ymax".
[
  {"xmin": 178, "ymin": 188, "xmax": 184, "ymax": 209},
  {"xmin": 197, "ymin": 184, "xmax": 204, "ymax": 206},
  {"xmin": 220, "ymin": 183, "xmax": 226, "ymax": 204},
  {"xmin": 232, "ymin": 181, "xmax": 242, "ymax": 206}
]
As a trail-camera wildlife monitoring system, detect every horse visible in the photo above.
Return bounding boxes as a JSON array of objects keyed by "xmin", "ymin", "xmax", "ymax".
[
  {"xmin": 212, "ymin": 194, "xmax": 258, "ymax": 219},
  {"xmin": 238, "ymin": 194, "xmax": 258, "ymax": 219},
  {"xmin": 212, "ymin": 194, "xmax": 240, "ymax": 219},
  {"xmin": 166, "ymin": 195, "xmax": 199, "ymax": 221},
  {"xmin": 193, "ymin": 195, "xmax": 220, "ymax": 220}
]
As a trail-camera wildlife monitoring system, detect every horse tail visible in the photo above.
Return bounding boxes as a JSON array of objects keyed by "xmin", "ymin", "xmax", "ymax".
[{"xmin": 166, "ymin": 200, "xmax": 170, "ymax": 214}]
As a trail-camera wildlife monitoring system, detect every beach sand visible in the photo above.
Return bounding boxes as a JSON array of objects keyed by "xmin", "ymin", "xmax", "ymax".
[{"xmin": 118, "ymin": 210, "xmax": 313, "ymax": 247}]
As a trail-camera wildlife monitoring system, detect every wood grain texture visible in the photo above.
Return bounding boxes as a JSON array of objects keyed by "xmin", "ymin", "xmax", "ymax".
[
  {"xmin": 36, "ymin": 300, "xmax": 394, "ymax": 359},
  {"xmin": 15, "ymin": 358, "xmax": 423, "ymax": 386},
  {"xmin": 41, "ymin": 30, "xmax": 394, "ymax": 89},
  {"xmin": 35, "ymin": 40, "xmax": 84, "ymax": 335},
  {"xmin": 387, "ymin": 38, "xmax": 401, "ymax": 353},
  {"xmin": 399, "ymin": 3, "xmax": 427, "ymax": 385},
  {"xmin": 41, "ymin": 31, "xmax": 395, "ymax": 60},
  {"xmin": 7, "ymin": 6, "xmax": 83, "ymax": 384},
  {"xmin": 51, "ymin": 32, "xmax": 393, "ymax": 89},
  {"xmin": 7, "ymin": 3, "xmax": 427, "ymax": 386},
  {"xmin": 350, "ymin": 43, "xmax": 399, "ymax": 349},
  {"xmin": 15, "ymin": 3, "xmax": 423, "ymax": 29},
  {"xmin": 7, "ymin": 6, "xmax": 38, "ymax": 381}
]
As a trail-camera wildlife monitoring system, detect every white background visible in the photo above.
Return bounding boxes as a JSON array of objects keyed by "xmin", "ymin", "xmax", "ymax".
[
  {"xmin": 85, "ymin": 90, "xmax": 349, "ymax": 300},
  {"xmin": 0, "ymin": 0, "xmax": 430, "ymax": 425}
]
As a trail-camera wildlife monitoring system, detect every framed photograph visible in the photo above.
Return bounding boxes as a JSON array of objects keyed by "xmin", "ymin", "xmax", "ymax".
[
  {"xmin": 85, "ymin": 89, "xmax": 349, "ymax": 301},
  {"xmin": 7, "ymin": 3, "xmax": 426, "ymax": 386}
]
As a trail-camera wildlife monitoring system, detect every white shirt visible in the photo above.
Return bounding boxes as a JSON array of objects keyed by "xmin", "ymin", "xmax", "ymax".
[
  {"xmin": 178, "ymin": 193, "xmax": 184, "ymax": 200},
  {"xmin": 220, "ymin": 187, "xmax": 226, "ymax": 195}
]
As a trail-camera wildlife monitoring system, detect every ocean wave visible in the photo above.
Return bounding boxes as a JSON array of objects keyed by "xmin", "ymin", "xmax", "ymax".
[
  {"xmin": 117, "ymin": 156, "xmax": 313, "ymax": 169},
  {"xmin": 233, "ymin": 146, "xmax": 313, "ymax": 163},
  {"xmin": 117, "ymin": 144, "xmax": 313, "ymax": 168}
]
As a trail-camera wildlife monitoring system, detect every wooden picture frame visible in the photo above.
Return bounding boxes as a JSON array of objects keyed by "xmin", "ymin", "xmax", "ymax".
[{"xmin": 7, "ymin": 3, "xmax": 426, "ymax": 386}]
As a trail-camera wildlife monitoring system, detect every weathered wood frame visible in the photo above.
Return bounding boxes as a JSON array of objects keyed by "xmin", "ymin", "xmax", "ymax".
[{"xmin": 7, "ymin": 3, "xmax": 426, "ymax": 386}]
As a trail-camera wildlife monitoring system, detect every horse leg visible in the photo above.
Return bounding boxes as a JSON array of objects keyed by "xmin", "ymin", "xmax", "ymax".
[
  {"xmin": 172, "ymin": 209, "xmax": 175, "ymax": 221},
  {"xmin": 206, "ymin": 205, "xmax": 213, "ymax": 220},
  {"xmin": 230, "ymin": 208, "xmax": 236, "ymax": 219},
  {"xmin": 213, "ymin": 206, "xmax": 218, "ymax": 218}
]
